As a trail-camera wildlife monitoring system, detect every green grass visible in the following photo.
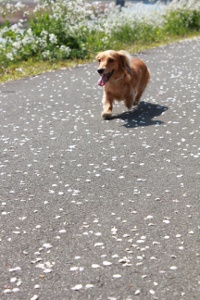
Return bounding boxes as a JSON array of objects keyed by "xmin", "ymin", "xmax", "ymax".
[
  {"xmin": 0, "ymin": 1, "xmax": 200, "ymax": 84},
  {"xmin": 0, "ymin": 32, "xmax": 199, "ymax": 84},
  {"xmin": 0, "ymin": 58, "xmax": 90, "ymax": 84}
]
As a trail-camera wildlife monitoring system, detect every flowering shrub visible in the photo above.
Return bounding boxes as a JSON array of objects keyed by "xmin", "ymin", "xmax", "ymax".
[
  {"xmin": 164, "ymin": 0, "xmax": 200, "ymax": 35},
  {"xmin": 0, "ymin": 0, "xmax": 200, "ymax": 74}
]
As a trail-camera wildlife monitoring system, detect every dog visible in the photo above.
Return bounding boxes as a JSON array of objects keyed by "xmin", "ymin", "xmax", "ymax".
[{"xmin": 96, "ymin": 50, "xmax": 150, "ymax": 118}]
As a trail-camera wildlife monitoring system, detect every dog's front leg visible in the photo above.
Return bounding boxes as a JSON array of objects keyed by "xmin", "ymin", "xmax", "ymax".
[
  {"xmin": 102, "ymin": 91, "xmax": 113, "ymax": 119},
  {"xmin": 124, "ymin": 94, "xmax": 135, "ymax": 110}
]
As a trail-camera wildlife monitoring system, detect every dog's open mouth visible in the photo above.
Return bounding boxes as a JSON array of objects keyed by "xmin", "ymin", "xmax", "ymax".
[{"xmin": 98, "ymin": 70, "xmax": 114, "ymax": 87}]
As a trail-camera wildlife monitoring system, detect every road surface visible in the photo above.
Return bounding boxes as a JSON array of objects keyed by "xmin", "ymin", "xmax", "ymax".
[{"xmin": 0, "ymin": 38, "xmax": 200, "ymax": 300}]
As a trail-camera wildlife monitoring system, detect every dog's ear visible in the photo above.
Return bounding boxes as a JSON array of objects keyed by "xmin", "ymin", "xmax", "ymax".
[
  {"xmin": 118, "ymin": 54, "xmax": 127, "ymax": 70},
  {"xmin": 118, "ymin": 50, "xmax": 131, "ymax": 72},
  {"xmin": 96, "ymin": 53, "xmax": 102, "ymax": 62}
]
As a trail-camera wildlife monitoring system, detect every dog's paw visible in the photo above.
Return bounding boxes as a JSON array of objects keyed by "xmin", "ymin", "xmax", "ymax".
[
  {"xmin": 133, "ymin": 100, "xmax": 139, "ymax": 106},
  {"xmin": 101, "ymin": 111, "xmax": 112, "ymax": 119}
]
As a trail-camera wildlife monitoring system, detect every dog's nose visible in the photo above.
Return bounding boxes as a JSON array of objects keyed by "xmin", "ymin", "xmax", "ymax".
[{"xmin": 97, "ymin": 68, "xmax": 104, "ymax": 75}]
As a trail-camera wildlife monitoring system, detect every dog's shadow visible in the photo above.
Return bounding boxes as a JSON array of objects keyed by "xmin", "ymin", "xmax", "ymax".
[{"xmin": 110, "ymin": 101, "xmax": 168, "ymax": 128}]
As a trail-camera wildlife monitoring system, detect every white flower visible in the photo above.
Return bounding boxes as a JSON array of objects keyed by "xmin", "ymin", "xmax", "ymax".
[
  {"xmin": 26, "ymin": 28, "xmax": 33, "ymax": 36},
  {"xmin": 13, "ymin": 41, "xmax": 21, "ymax": 49},
  {"xmin": 42, "ymin": 50, "xmax": 50, "ymax": 59},
  {"xmin": 41, "ymin": 30, "xmax": 48, "ymax": 38},
  {"xmin": 59, "ymin": 45, "xmax": 71, "ymax": 57},
  {"xmin": 15, "ymin": 2, "xmax": 25, "ymax": 10},
  {"xmin": 6, "ymin": 52, "xmax": 14, "ymax": 60},
  {"xmin": 49, "ymin": 33, "xmax": 57, "ymax": 44}
]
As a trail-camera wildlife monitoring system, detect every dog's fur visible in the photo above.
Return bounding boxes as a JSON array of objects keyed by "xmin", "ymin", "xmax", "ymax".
[{"xmin": 96, "ymin": 50, "xmax": 150, "ymax": 118}]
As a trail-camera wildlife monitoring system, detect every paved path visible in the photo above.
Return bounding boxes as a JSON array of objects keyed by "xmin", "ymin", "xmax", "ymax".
[{"xmin": 0, "ymin": 38, "xmax": 200, "ymax": 300}]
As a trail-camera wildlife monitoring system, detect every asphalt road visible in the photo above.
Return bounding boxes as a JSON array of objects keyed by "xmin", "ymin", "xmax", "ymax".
[{"xmin": 0, "ymin": 38, "xmax": 200, "ymax": 300}]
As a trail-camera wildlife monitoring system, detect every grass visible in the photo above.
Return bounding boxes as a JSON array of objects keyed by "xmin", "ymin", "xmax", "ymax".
[
  {"xmin": 0, "ymin": 0, "xmax": 200, "ymax": 84},
  {"xmin": 0, "ymin": 58, "xmax": 91, "ymax": 83},
  {"xmin": 1, "ymin": 32, "xmax": 199, "ymax": 84}
]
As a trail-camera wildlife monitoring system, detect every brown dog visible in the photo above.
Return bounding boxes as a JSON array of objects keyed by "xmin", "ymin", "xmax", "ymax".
[{"xmin": 96, "ymin": 50, "xmax": 150, "ymax": 118}]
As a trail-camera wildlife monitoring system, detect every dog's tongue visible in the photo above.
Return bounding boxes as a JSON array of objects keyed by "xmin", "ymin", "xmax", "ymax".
[{"xmin": 98, "ymin": 74, "xmax": 109, "ymax": 86}]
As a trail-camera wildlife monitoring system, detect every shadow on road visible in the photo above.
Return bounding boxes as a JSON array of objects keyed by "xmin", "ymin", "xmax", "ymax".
[{"xmin": 110, "ymin": 101, "xmax": 168, "ymax": 128}]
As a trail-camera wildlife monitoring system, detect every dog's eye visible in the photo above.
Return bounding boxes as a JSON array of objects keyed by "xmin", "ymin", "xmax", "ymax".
[
  {"xmin": 98, "ymin": 59, "xmax": 101, "ymax": 62},
  {"xmin": 108, "ymin": 58, "xmax": 114, "ymax": 63}
]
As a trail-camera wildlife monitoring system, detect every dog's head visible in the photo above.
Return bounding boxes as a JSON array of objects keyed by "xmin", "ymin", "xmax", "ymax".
[{"xmin": 96, "ymin": 50, "xmax": 131, "ymax": 86}]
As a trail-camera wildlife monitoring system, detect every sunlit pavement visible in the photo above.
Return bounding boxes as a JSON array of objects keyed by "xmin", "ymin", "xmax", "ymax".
[{"xmin": 0, "ymin": 38, "xmax": 200, "ymax": 300}]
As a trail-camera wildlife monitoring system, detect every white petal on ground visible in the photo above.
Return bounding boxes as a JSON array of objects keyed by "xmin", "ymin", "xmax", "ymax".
[
  {"xmin": 103, "ymin": 261, "xmax": 112, "ymax": 266},
  {"xmin": 85, "ymin": 284, "xmax": 94, "ymax": 289},
  {"xmin": 71, "ymin": 284, "xmax": 83, "ymax": 290},
  {"xmin": 91, "ymin": 264, "xmax": 100, "ymax": 269},
  {"xmin": 112, "ymin": 274, "xmax": 122, "ymax": 278}
]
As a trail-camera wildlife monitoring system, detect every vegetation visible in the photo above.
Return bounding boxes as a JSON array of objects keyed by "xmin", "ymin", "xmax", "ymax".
[{"xmin": 0, "ymin": 0, "xmax": 200, "ymax": 83}]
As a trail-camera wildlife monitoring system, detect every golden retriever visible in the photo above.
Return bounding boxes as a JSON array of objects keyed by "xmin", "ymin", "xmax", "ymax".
[{"xmin": 96, "ymin": 50, "xmax": 150, "ymax": 118}]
